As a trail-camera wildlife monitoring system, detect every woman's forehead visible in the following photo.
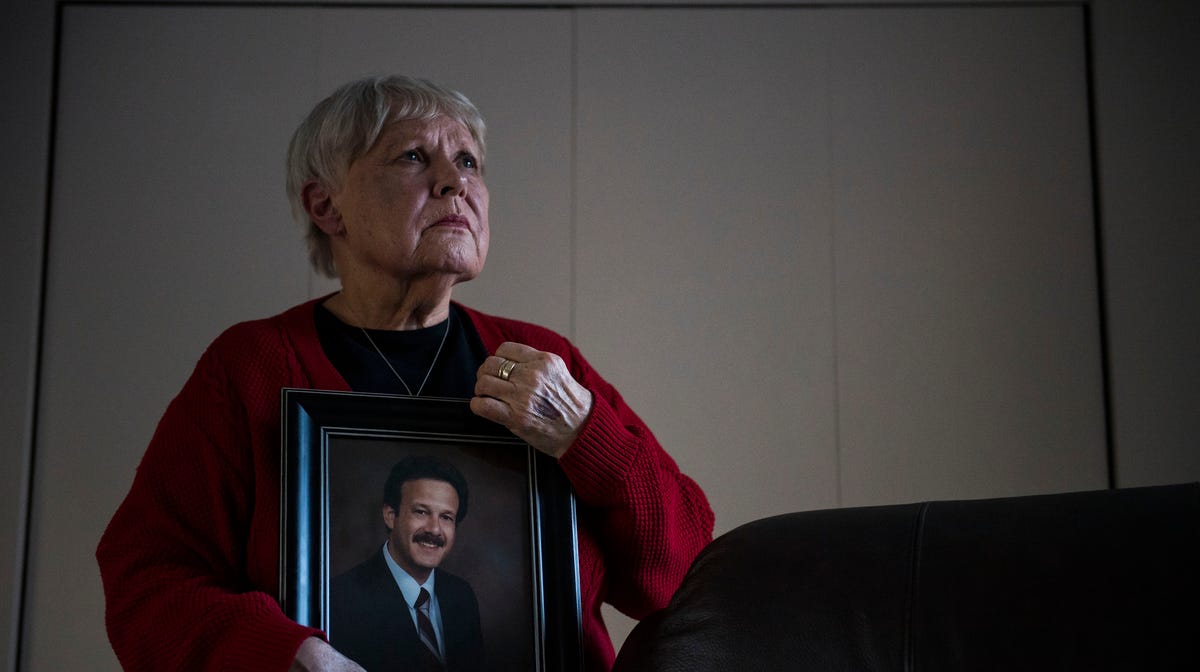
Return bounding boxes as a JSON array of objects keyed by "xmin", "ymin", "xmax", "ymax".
[{"xmin": 377, "ymin": 116, "xmax": 478, "ymax": 151}]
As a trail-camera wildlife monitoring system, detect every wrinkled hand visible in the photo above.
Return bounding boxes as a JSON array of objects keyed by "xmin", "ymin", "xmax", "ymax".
[
  {"xmin": 471, "ymin": 342, "xmax": 594, "ymax": 458},
  {"xmin": 289, "ymin": 637, "xmax": 366, "ymax": 672}
]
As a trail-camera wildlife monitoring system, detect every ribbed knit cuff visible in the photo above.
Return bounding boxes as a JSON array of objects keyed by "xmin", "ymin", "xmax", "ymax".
[
  {"xmin": 558, "ymin": 398, "xmax": 641, "ymax": 505},
  {"xmin": 224, "ymin": 606, "xmax": 325, "ymax": 671}
]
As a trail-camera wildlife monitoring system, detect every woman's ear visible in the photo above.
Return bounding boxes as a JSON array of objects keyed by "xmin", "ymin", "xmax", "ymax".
[{"xmin": 301, "ymin": 179, "xmax": 344, "ymax": 236}]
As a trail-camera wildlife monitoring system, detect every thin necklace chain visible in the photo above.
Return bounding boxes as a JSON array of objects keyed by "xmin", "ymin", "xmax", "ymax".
[{"xmin": 358, "ymin": 313, "xmax": 451, "ymax": 397}]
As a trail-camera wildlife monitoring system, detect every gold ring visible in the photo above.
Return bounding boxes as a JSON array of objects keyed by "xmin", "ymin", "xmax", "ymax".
[{"xmin": 498, "ymin": 358, "xmax": 518, "ymax": 381}]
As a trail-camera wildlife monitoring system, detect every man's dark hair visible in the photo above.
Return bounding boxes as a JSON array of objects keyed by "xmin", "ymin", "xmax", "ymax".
[{"xmin": 382, "ymin": 455, "xmax": 470, "ymax": 523}]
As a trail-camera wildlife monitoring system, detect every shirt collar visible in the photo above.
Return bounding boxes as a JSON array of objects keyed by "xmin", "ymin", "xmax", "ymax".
[{"xmin": 382, "ymin": 540, "xmax": 436, "ymax": 606}]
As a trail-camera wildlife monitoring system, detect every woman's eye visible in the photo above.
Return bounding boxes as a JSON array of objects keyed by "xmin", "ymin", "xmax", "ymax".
[
  {"xmin": 459, "ymin": 153, "xmax": 479, "ymax": 170},
  {"xmin": 399, "ymin": 149, "xmax": 422, "ymax": 163}
]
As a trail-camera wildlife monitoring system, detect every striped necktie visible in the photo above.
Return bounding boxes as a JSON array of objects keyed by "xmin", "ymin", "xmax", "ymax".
[{"xmin": 415, "ymin": 587, "xmax": 444, "ymax": 665}]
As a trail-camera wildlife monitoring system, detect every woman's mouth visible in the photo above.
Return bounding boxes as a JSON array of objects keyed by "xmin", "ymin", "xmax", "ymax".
[{"xmin": 430, "ymin": 214, "xmax": 470, "ymax": 230}]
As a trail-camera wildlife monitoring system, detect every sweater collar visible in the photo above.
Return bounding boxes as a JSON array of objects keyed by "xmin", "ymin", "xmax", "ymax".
[{"xmin": 278, "ymin": 295, "xmax": 502, "ymax": 392}]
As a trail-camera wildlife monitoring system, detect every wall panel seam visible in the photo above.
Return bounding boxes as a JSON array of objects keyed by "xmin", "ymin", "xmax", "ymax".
[{"xmin": 1080, "ymin": 3, "xmax": 1116, "ymax": 489}]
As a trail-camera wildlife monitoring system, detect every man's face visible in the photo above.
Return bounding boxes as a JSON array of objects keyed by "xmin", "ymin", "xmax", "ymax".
[{"xmin": 384, "ymin": 478, "xmax": 460, "ymax": 583}]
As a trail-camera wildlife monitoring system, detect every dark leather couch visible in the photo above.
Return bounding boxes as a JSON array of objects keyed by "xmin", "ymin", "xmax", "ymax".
[{"xmin": 612, "ymin": 483, "xmax": 1198, "ymax": 671}]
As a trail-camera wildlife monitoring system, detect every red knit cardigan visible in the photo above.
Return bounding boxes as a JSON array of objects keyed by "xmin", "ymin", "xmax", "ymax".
[{"xmin": 96, "ymin": 299, "xmax": 714, "ymax": 672}]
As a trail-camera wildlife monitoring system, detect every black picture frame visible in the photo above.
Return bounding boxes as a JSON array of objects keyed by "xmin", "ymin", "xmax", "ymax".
[{"xmin": 280, "ymin": 389, "xmax": 583, "ymax": 672}]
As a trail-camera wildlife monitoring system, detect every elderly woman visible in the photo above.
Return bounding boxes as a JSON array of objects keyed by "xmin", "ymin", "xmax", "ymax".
[{"xmin": 96, "ymin": 75, "xmax": 714, "ymax": 672}]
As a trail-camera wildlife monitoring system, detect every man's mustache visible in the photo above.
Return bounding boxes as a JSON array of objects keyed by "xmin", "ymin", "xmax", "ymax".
[{"xmin": 412, "ymin": 531, "xmax": 446, "ymax": 547}]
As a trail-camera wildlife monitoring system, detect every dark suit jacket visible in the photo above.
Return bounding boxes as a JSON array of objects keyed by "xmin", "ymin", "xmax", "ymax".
[{"xmin": 330, "ymin": 549, "xmax": 484, "ymax": 672}]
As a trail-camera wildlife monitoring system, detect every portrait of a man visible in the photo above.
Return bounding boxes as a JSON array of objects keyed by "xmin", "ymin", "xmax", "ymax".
[{"xmin": 330, "ymin": 454, "xmax": 484, "ymax": 672}]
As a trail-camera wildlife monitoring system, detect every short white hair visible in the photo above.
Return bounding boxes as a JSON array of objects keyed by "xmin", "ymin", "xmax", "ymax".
[{"xmin": 285, "ymin": 75, "xmax": 487, "ymax": 277}]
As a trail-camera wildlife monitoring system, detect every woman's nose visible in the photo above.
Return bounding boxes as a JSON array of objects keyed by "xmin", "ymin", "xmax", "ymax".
[{"xmin": 432, "ymin": 161, "xmax": 466, "ymax": 197}]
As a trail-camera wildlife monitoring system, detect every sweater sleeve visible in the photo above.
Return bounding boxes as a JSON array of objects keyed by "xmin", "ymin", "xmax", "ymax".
[
  {"xmin": 555, "ymin": 339, "xmax": 715, "ymax": 618},
  {"xmin": 95, "ymin": 339, "xmax": 322, "ymax": 671}
]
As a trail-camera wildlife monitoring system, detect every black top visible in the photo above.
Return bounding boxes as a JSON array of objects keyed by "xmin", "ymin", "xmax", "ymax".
[{"xmin": 314, "ymin": 302, "xmax": 488, "ymax": 398}]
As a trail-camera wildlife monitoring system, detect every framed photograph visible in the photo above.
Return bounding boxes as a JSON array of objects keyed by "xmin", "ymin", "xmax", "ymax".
[{"xmin": 280, "ymin": 389, "xmax": 582, "ymax": 672}]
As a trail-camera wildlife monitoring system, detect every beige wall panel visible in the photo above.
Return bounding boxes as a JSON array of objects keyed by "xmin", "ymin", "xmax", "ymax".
[
  {"xmin": 29, "ymin": 6, "xmax": 322, "ymax": 670},
  {"xmin": 575, "ymin": 8, "xmax": 841, "ymax": 536},
  {"xmin": 829, "ymin": 7, "xmax": 1107, "ymax": 506},
  {"xmin": 308, "ymin": 9, "xmax": 575, "ymax": 335},
  {"xmin": 1091, "ymin": 0, "xmax": 1200, "ymax": 488}
]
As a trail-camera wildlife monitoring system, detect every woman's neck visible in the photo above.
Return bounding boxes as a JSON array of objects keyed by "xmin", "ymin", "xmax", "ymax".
[{"xmin": 324, "ymin": 278, "xmax": 454, "ymax": 331}]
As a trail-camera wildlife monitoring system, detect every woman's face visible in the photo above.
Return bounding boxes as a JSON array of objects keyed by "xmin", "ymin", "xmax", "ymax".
[{"xmin": 330, "ymin": 115, "xmax": 489, "ymax": 285}]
